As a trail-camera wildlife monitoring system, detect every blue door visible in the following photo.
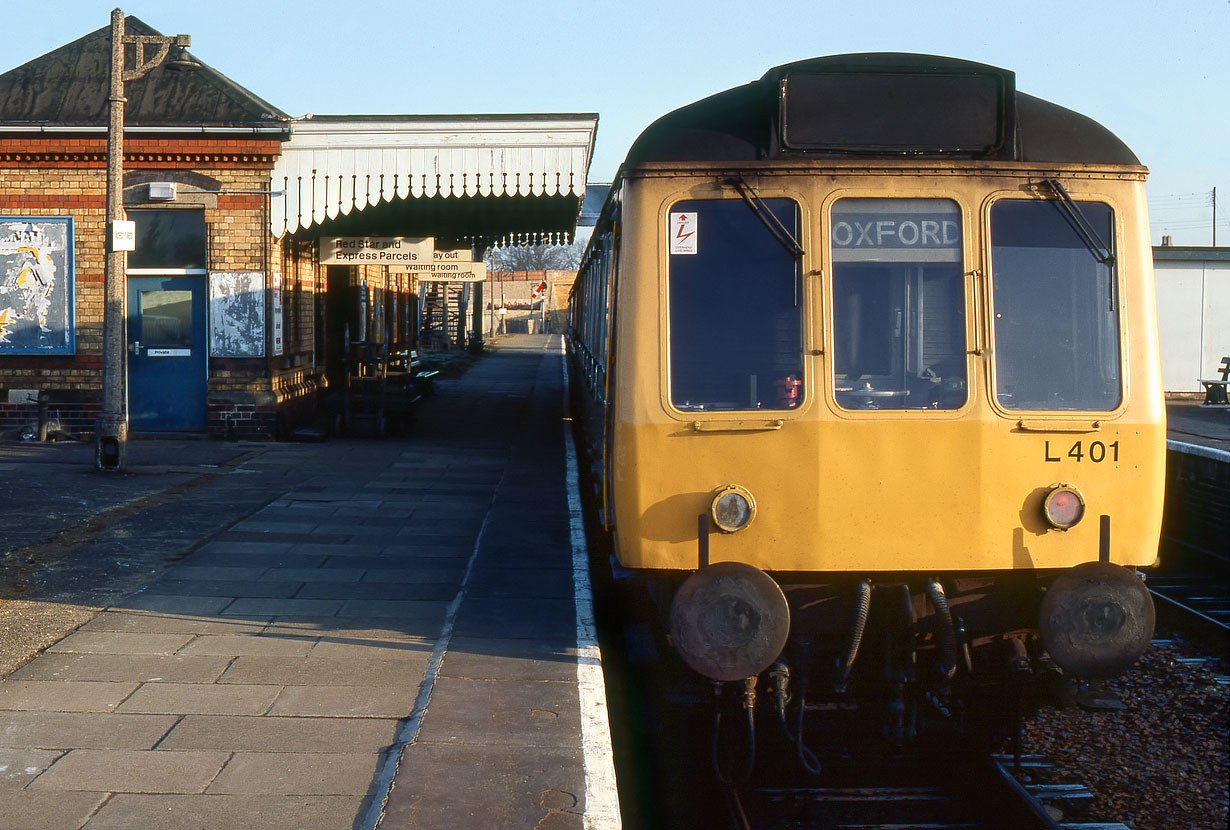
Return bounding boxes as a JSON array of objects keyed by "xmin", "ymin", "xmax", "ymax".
[{"xmin": 127, "ymin": 275, "xmax": 207, "ymax": 430}]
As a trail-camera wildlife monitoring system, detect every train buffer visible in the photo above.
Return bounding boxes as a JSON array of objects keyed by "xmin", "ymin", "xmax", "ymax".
[{"xmin": 1199, "ymin": 356, "xmax": 1229, "ymax": 407}]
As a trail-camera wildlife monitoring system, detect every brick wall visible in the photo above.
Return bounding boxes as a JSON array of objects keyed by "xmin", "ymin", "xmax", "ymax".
[{"xmin": 0, "ymin": 134, "xmax": 326, "ymax": 439}]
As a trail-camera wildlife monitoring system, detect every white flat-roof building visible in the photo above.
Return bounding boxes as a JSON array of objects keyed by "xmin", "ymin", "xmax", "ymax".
[{"xmin": 1153, "ymin": 246, "xmax": 1230, "ymax": 395}]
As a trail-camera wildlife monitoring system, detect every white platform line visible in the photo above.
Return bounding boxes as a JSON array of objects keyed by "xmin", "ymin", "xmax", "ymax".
[
  {"xmin": 1167, "ymin": 438, "xmax": 1230, "ymax": 464},
  {"xmin": 557, "ymin": 334, "xmax": 622, "ymax": 829}
]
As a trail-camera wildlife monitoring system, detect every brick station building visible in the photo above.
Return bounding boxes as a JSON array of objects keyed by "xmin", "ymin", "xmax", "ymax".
[{"xmin": 0, "ymin": 16, "xmax": 596, "ymax": 439}]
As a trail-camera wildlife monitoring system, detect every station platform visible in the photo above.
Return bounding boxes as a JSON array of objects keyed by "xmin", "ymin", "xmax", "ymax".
[
  {"xmin": 0, "ymin": 334, "xmax": 620, "ymax": 829},
  {"xmin": 1166, "ymin": 398, "xmax": 1230, "ymax": 458}
]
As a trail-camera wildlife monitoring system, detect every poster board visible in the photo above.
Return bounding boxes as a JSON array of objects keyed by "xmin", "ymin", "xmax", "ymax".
[
  {"xmin": 209, "ymin": 271, "xmax": 265, "ymax": 357},
  {"xmin": 0, "ymin": 217, "xmax": 74, "ymax": 354}
]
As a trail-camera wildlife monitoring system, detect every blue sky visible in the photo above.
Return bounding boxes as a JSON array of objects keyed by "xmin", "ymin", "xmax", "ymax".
[{"xmin": 4, "ymin": 0, "xmax": 1227, "ymax": 245}]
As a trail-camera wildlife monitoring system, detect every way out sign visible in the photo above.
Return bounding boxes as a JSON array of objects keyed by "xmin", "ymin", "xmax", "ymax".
[{"xmin": 319, "ymin": 236, "xmax": 434, "ymax": 265}]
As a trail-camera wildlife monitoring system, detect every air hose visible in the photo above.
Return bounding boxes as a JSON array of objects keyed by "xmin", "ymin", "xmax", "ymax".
[
  {"xmin": 711, "ymin": 677, "xmax": 758, "ymax": 785},
  {"xmin": 835, "ymin": 579, "xmax": 873, "ymax": 692},
  {"xmin": 926, "ymin": 579, "xmax": 959, "ymax": 680}
]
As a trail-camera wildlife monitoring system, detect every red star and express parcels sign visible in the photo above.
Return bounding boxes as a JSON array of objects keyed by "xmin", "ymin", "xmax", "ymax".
[{"xmin": 319, "ymin": 236, "xmax": 434, "ymax": 265}]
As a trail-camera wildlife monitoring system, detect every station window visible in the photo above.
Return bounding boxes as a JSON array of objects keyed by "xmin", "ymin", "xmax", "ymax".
[
  {"xmin": 990, "ymin": 199, "xmax": 1121, "ymax": 411},
  {"xmin": 129, "ymin": 210, "xmax": 206, "ymax": 270},
  {"xmin": 667, "ymin": 198, "xmax": 804, "ymax": 412},
  {"xmin": 830, "ymin": 198, "xmax": 967, "ymax": 410}
]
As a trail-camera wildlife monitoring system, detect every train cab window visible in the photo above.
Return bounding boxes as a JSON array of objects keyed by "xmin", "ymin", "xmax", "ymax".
[
  {"xmin": 990, "ymin": 199, "xmax": 1121, "ymax": 411},
  {"xmin": 830, "ymin": 198, "xmax": 967, "ymax": 410},
  {"xmin": 667, "ymin": 198, "xmax": 804, "ymax": 412}
]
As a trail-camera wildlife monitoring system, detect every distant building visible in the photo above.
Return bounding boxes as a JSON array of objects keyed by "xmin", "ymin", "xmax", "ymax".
[
  {"xmin": 485, "ymin": 270, "xmax": 576, "ymax": 335},
  {"xmin": 1153, "ymin": 246, "xmax": 1230, "ymax": 395}
]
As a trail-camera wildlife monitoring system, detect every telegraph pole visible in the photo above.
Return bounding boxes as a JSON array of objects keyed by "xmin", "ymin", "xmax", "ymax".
[{"xmin": 96, "ymin": 9, "xmax": 193, "ymax": 470}]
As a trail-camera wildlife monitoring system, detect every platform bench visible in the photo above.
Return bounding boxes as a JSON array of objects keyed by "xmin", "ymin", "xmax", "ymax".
[{"xmin": 1200, "ymin": 356, "xmax": 1230, "ymax": 407}]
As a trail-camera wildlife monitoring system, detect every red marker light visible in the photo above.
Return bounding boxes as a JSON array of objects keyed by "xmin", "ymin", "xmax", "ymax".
[{"xmin": 1043, "ymin": 485, "xmax": 1086, "ymax": 530}]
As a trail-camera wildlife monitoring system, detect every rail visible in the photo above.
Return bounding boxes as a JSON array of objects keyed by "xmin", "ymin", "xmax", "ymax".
[{"xmin": 723, "ymin": 753, "xmax": 1131, "ymax": 830}]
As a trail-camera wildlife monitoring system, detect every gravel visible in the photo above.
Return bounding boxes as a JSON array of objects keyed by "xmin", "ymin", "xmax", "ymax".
[{"xmin": 1015, "ymin": 640, "xmax": 1229, "ymax": 829}]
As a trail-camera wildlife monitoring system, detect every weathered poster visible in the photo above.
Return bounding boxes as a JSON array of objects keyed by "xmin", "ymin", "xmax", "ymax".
[
  {"xmin": 271, "ymin": 273, "xmax": 283, "ymax": 356},
  {"xmin": 0, "ymin": 217, "xmax": 74, "ymax": 354},
  {"xmin": 209, "ymin": 271, "xmax": 265, "ymax": 357}
]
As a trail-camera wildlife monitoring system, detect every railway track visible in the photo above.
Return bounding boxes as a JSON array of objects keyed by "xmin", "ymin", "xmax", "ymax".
[
  {"xmin": 725, "ymin": 753, "xmax": 1129, "ymax": 830},
  {"xmin": 1149, "ymin": 536, "xmax": 1229, "ymax": 660}
]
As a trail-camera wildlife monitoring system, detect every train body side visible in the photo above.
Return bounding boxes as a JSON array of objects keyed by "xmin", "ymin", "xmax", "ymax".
[{"xmin": 597, "ymin": 162, "xmax": 1164, "ymax": 574}]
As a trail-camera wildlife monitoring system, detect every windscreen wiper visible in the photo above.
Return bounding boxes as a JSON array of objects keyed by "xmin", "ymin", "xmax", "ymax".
[
  {"xmin": 726, "ymin": 176, "xmax": 805, "ymax": 259},
  {"xmin": 1043, "ymin": 178, "xmax": 1115, "ymax": 266}
]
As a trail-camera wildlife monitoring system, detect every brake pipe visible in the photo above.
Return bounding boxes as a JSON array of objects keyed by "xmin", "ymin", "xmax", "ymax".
[
  {"xmin": 836, "ymin": 579, "xmax": 873, "ymax": 692},
  {"xmin": 710, "ymin": 678, "xmax": 759, "ymax": 785},
  {"xmin": 926, "ymin": 579, "xmax": 959, "ymax": 681}
]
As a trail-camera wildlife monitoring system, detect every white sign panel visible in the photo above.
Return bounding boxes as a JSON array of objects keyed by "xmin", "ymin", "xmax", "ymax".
[
  {"xmin": 434, "ymin": 249, "xmax": 473, "ymax": 264},
  {"xmin": 391, "ymin": 260, "xmax": 485, "ymax": 276},
  {"xmin": 271, "ymin": 273, "xmax": 283, "ymax": 356},
  {"xmin": 111, "ymin": 219, "xmax": 136, "ymax": 252},
  {"xmin": 320, "ymin": 236, "xmax": 434, "ymax": 265},
  {"xmin": 414, "ymin": 262, "xmax": 488, "ymax": 283},
  {"xmin": 669, "ymin": 212, "xmax": 697, "ymax": 255}
]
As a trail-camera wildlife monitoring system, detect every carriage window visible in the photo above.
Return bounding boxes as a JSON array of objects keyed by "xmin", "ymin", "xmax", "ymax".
[
  {"xmin": 990, "ymin": 200, "xmax": 1121, "ymax": 411},
  {"xmin": 831, "ymin": 199, "xmax": 967, "ymax": 410},
  {"xmin": 668, "ymin": 198, "xmax": 804, "ymax": 412}
]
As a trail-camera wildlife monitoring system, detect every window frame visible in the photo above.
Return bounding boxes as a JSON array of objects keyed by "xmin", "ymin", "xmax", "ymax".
[
  {"xmin": 984, "ymin": 193, "xmax": 1128, "ymax": 416},
  {"xmin": 821, "ymin": 189, "xmax": 976, "ymax": 419},
  {"xmin": 659, "ymin": 188, "xmax": 812, "ymax": 420}
]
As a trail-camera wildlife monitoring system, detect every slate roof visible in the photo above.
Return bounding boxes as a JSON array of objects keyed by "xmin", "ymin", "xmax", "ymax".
[{"xmin": 0, "ymin": 15, "xmax": 289, "ymax": 131}]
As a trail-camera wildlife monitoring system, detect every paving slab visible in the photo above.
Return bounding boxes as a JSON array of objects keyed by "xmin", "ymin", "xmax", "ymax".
[
  {"xmin": 10, "ymin": 653, "xmax": 231, "ymax": 683},
  {"xmin": 0, "ymin": 335, "xmax": 618, "ymax": 830},
  {"xmin": 143, "ymin": 579, "xmax": 304, "ymax": 598},
  {"xmin": 0, "ymin": 712, "xmax": 179, "ymax": 750},
  {"xmin": 80, "ymin": 611, "xmax": 271, "ymax": 635},
  {"xmin": 380, "ymin": 743, "xmax": 587, "ymax": 829},
  {"xmin": 268, "ymin": 685, "xmax": 416, "ymax": 718},
  {"xmin": 416, "ymin": 676, "xmax": 582, "ymax": 748},
  {"xmin": 47, "ymin": 631, "xmax": 196, "ymax": 655},
  {"xmin": 83, "ymin": 793, "xmax": 364, "ymax": 829},
  {"xmin": 158, "ymin": 714, "xmax": 400, "ymax": 752},
  {"xmin": 116, "ymin": 682, "xmax": 281, "ymax": 715},
  {"xmin": 0, "ymin": 747, "xmax": 63, "ymax": 787},
  {"xmin": 177, "ymin": 634, "xmax": 317, "ymax": 658},
  {"xmin": 110, "ymin": 594, "xmax": 233, "ymax": 615},
  {"xmin": 207, "ymin": 751, "xmax": 383, "ymax": 795},
  {"xmin": 219, "ymin": 655, "xmax": 429, "ymax": 685},
  {"xmin": 0, "ymin": 680, "xmax": 138, "ymax": 712},
  {"xmin": 441, "ymin": 637, "xmax": 583, "ymax": 682},
  {"xmin": 28, "ymin": 748, "xmax": 231, "ymax": 792},
  {"xmin": 259, "ymin": 618, "xmax": 436, "ymax": 642},
  {"xmin": 220, "ymin": 597, "xmax": 346, "ymax": 617},
  {"xmin": 0, "ymin": 790, "xmax": 108, "ymax": 830},
  {"xmin": 306, "ymin": 639, "xmax": 435, "ymax": 663}
]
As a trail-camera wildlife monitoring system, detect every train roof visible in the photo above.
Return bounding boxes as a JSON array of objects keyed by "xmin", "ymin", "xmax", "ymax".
[{"xmin": 624, "ymin": 53, "xmax": 1139, "ymax": 168}]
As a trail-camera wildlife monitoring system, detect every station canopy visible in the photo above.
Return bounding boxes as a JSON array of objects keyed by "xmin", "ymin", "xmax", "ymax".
[
  {"xmin": 0, "ymin": 15, "xmax": 599, "ymax": 247},
  {"xmin": 273, "ymin": 114, "xmax": 598, "ymax": 245}
]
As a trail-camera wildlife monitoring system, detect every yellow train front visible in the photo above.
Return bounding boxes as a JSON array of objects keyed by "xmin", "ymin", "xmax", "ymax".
[{"xmin": 570, "ymin": 54, "xmax": 1161, "ymax": 746}]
